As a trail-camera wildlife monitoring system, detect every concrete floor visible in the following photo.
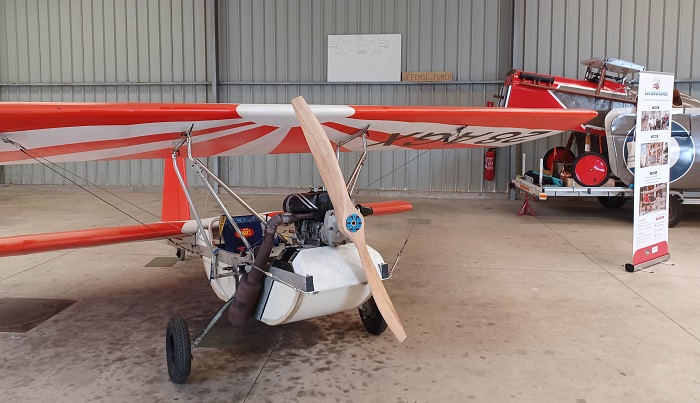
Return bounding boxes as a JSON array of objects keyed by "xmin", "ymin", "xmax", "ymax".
[{"xmin": 1, "ymin": 185, "xmax": 700, "ymax": 402}]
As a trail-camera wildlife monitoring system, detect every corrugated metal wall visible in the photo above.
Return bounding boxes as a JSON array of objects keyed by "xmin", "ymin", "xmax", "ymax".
[
  {"xmin": 0, "ymin": 0, "xmax": 514, "ymax": 193},
  {"xmin": 0, "ymin": 0, "xmax": 210, "ymax": 185},
  {"xmin": 217, "ymin": 0, "xmax": 514, "ymax": 192},
  {"xmin": 3, "ymin": 0, "xmax": 700, "ymax": 193},
  {"xmin": 514, "ymin": 0, "xmax": 700, "ymax": 171}
]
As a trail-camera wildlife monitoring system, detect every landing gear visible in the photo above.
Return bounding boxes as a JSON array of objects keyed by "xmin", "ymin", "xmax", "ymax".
[
  {"xmin": 164, "ymin": 297, "xmax": 236, "ymax": 383},
  {"xmin": 572, "ymin": 152, "xmax": 609, "ymax": 187},
  {"xmin": 166, "ymin": 316, "xmax": 192, "ymax": 384},
  {"xmin": 669, "ymin": 195, "xmax": 682, "ymax": 228},
  {"xmin": 176, "ymin": 248, "xmax": 186, "ymax": 261},
  {"xmin": 358, "ymin": 296, "xmax": 387, "ymax": 335}
]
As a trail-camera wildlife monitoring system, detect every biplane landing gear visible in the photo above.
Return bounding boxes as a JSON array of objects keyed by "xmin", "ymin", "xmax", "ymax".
[
  {"xmin": 166, "ymin": 315, "xmax": 192, "ymax": 384},
  {"xmin": 175, "ymin": 248, "xmax": 186, "ymax": 261},
  {"xmin": 358, "ymin": 296, "xmax": 387, "ymax": 335},
  {"xmin": 165, "ymin": 297, "xmax": 236, "ymax": 383}
]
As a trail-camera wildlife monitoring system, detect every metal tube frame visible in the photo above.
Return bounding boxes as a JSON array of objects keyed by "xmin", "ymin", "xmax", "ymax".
[
  {"xmin": 171, "ymin": 134, "xmax": 218, "ymax": 281},
  {"xmin": 336, "ymin": 125, "xmax": 370, "ymax": 196},
  {"xmin": 180, "ymin": 132, "xmax": 255, "ymax": 257}
]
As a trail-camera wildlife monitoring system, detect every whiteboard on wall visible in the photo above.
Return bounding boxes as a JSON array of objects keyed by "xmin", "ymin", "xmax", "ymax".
[{"xmin": 327, "ymin": 34, "xmax": 401, "ymax": 82}]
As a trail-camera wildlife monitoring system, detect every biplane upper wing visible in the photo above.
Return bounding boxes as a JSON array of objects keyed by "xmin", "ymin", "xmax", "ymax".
[
  {"xmin": 0, "ymin": 103, "xmax": 597, "ymax": 164},
  {"xmin": 0, "ymin": 102, "xmax": 595, "ymax": 257}
]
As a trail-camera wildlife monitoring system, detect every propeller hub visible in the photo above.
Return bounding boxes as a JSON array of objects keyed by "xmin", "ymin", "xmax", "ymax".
[{"xmin": 345, "ymin": 214, "xmax": 363, "ymax": 232}]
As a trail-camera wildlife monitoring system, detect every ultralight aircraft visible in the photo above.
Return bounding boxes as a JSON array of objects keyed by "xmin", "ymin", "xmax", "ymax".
[{"xmin": 0, "ymin": 97, "xmax": 595, "ymax": 382}]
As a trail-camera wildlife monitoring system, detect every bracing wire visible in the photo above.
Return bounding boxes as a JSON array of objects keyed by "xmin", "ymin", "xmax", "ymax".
[
  {"xmin": 2, "ymin": 137, "xmax": 187, "ymax": 236},
  {"xmin": 359, "ymin": 149, "xmax": 431, "ymax": 191}
]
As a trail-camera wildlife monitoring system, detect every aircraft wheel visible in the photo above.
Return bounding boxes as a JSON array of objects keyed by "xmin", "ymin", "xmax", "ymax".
[
  {"xmin": 669, "ymin": 195, "xmax": 683, "ymax": 228},
  {"xmin": 572, "ymin": 152, "xmax": 609, "ymax": 187},
  {"xmin": 176, "ymin": 248, "xmax": 186, "ymax": 261},
  {"xmin": 166, "ymin": 315, "xmax": 192, "ymax": 384},
  {"xmin": 358, "ymin": 296, "xmax": 387, "ymax": 335},
  {"xmin": 543, "ymin": 147, "xmax": 575, "ymax": 171},
  {"xmin": 598, "ymin": 196, "xmax": 627, "ymax": 208}
]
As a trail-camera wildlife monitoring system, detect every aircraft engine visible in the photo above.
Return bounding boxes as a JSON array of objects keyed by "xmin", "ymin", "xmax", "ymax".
[
  {"xmin": 283, "ymin": 191, "xmax": 348, "ymax": 246},
  {"xmin": 282, "ymin": 191, "xmax": 374, "ymax": 247}
]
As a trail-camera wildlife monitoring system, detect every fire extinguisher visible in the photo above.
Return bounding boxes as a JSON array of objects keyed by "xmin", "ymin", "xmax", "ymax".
[{"xmin": 484, "ymin": 148, "xmax": 496, "ymax": 181}]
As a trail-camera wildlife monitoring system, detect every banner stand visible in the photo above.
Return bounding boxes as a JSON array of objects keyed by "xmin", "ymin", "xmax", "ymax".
[
  {"xmin": 625, "ymin": 254, "xmax": 670, "ymax": 273},
  {"xmin": 628, "ymin": 71, "xmax": 674, "ymax": 273}
]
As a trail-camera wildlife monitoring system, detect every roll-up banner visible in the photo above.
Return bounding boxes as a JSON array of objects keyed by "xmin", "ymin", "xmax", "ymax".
[{"xmin": 626, "ymin": 71, "xmax": 674, "ymax": 272}]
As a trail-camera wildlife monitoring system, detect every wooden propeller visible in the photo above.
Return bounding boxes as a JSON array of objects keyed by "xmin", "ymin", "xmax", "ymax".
[{"xmin": 291, "ymin": 96, "xmax": 406, "ymax": 342}]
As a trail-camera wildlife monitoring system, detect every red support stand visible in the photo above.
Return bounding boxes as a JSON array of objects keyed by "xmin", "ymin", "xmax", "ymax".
[{"xmin": 517, "ymin": 194, "xmax": 536, "ymax": 217}]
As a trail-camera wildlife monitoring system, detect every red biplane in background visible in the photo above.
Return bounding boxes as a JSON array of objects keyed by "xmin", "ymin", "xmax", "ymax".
[
  {"xmin": 500, "ymin": 57, "xmax": 700, "ymax": 225},
  {"xmin": 0, "ymin": 98, "xmax": 595, "ymax": 382}
]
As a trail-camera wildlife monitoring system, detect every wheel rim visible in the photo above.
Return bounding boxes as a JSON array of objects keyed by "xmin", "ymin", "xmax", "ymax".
[
  {"xmin": 360, "ymin": 301, "xmax": 377, "ymax": 320},
  {"xmin": 574, "ymin": 154, "xmax": 608, "ymax": 186}
]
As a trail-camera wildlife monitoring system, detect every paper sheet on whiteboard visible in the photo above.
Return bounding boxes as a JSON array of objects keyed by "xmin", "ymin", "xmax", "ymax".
[{"xmin": 327, "ymin": 34, "xmax": 401, "ymax": 82}]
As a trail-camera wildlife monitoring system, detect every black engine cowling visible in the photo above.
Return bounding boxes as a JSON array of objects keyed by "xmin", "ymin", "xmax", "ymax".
[{"xmin": 283, "ymin": 191, "xmax": 333, "ymax": 220}]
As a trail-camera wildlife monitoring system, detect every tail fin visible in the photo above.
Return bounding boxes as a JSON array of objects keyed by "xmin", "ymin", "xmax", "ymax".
[{"xmin": 162, "ymin": 158, "xmax": 191, "ymax": 221}]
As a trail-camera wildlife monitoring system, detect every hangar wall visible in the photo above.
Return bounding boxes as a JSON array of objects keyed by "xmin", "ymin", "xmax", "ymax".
[
  {"xmin": 0, "ymin": 0, "xmax": 212, "ymax": 186},
  {"xmin": 0, "ymin": 0, "xmax": 513, "ymax": 193},
  {"xmin": 2, "ymin": 0, "xmax": 700, "ymax": 193},
  {"xmin": 216, "ymin": 0, "xmax": 513, "ymax": 192}
]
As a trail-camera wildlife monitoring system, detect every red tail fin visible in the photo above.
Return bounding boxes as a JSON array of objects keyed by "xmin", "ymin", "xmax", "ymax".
[{"xmin": 162, "ymin": 158, "xmax": 191, "ymax": 221}]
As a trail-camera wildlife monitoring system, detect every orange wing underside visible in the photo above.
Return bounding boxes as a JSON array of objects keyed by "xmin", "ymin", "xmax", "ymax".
[{"xmin": 0, "ymin": 222, "xmax": 189, "ymax": 258}]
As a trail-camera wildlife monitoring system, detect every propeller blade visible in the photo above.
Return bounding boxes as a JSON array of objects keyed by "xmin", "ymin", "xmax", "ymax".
[{"xmin": 291, "ymin": 96, "xmax": 406, "ymax": 342}]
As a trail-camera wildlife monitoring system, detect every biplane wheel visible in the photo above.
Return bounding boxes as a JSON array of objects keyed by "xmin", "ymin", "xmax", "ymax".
[
  {"xmin": 358, "ymin": 296, "xmax": 387, "ymax": 335},
  {"xmin": 543, "ymin": 147, "xmax": 575, "ymax": 171},
  {"xmin": 572, "ymin": 152, "xmax": 609, "ymax": 187},
  {"xmin": 669, "ymin": 195, "xmax": 683, "ymax": 228},
  {"xmin": 597, "ymin": 196, "xmax": 627, "ymax": 208},
  {"xmin": 176, "ymin": 248, "xmax": 186, "ymax": 261},
  {"xmin": 166, "ymin": 315, "xmax": 192, "ymax": 384}
]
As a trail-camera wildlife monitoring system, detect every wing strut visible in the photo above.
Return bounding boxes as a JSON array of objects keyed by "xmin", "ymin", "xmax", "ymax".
[{"xmin": 339, "ymin": 125, "xmax": 370, "ymax": 196}]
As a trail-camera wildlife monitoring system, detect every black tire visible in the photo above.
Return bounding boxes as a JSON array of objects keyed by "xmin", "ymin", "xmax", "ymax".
[
  {"xmin": 668, "ymin": 195, "xmax": 682, "ymax": 228},
  {"xmin": 166, "ymin": 315, "xmax": 192, "ymax": 384},
  {"xmin": 598, "ymin": 196, "xmax": 627, "ymax": 208},
  {"xmin": 176, "ymin": 248, "xmax": 186, "ymax": 261},
  {"xmin": 358, "ymin": 296, "xmax": 387, "ymax": 335}
]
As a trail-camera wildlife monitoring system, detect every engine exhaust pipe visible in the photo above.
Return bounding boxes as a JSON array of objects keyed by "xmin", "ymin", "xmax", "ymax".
[{"xmin": 227, "ymin": 212, "xmax": 313, "ymax": 326}]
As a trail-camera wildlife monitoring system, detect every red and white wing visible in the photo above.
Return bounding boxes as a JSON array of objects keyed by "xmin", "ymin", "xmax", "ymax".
[
  {"xmin": 0, "ymin": 102, "xmax": 597, "ymax": 164},
  {"xmin": 0, "ymin": 220, "xmax": 197, "ymax": 258}
]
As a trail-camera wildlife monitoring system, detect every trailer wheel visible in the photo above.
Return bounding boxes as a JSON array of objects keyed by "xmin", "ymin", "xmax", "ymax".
[
  {"xmin": 166, "ymin": 315, "xmax": 192, "ymax": 384},
  {"xmin": 543, "ymin": 147, "xmax": 575, "ymax": 170},
  {"xmin": 598, "ymin": 196, "xmax": 627, "ymax": 208},
  {"xmin": 358, "ymin": 297, "xmax": 387, "ymax": 335},
  {"xmin": 572, "ymin": 152, "xmax": 609, "ymax": 187},
  {"xmin": 669, "ymin": 195, "xmax": 682, "ymax": 228}
]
